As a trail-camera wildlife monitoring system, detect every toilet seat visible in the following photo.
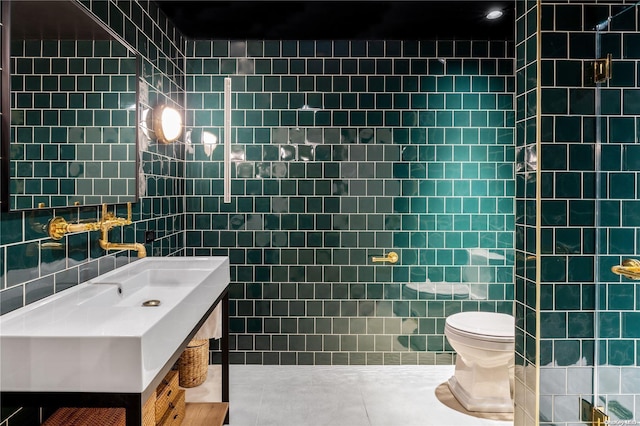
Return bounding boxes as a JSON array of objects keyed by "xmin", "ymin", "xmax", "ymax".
[{"xmin": 445, "ymin": 312, "xmax": 514, "ymax": 343}]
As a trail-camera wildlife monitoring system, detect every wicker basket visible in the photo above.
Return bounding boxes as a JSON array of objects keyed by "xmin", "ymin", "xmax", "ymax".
[
  {"xmin": 43, "ymin": 407, "xmax": 125, "ymax": 426},
  {"xmin": 178, "ymin": 338, "xmax": 209, "ymax": 388}
]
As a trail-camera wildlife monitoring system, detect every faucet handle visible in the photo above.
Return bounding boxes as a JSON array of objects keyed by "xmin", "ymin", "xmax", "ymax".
[{"xmin": 100, "ymin": 203, "xmax": 132, "ymax": 225}]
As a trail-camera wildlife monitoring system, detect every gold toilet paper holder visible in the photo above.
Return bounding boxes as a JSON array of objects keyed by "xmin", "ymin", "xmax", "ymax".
[{"xmin": 371, "ymin": 251, "xmax": 399, "ymax": 264}]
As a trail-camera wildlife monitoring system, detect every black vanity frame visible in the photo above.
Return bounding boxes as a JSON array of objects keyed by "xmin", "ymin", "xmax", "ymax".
[{"xmin": 0, "ymin": 290, "xmax": 230, "ymax": 426}]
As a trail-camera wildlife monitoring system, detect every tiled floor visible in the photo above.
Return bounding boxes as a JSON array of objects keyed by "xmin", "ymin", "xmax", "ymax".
[{"xmin": 186, "ymin": 365, "xmax": 514, "ymax": 426}]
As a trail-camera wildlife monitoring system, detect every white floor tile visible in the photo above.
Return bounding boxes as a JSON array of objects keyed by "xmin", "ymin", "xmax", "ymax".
[
  {"xmin": 257, "ymin": 385, "xmax": 369, "ymax": 426},
  {"xmin": 186, "ymin": 364, "xmax": 514, "ymax": 426}
]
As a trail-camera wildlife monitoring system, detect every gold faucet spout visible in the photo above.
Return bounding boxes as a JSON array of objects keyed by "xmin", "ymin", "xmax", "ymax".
[{"xmin": 98, "ymin": 238, "xmax": 147, "ymax": 258}]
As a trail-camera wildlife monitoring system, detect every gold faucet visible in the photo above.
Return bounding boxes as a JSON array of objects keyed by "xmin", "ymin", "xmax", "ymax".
[
  {"xmin": 46, "ymin": 203, "xmax": 146, "ymax": 258},
  {"xmin": 98, "ymin": 203, "xmax": 147, "ymax": 258}
]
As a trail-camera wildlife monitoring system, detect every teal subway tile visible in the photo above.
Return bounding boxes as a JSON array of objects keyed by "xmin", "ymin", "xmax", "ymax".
[
  {"xmin": 0, "ymin": 285, "xmax": 24, "ymax": 316},
  {"xmin": 600, "ymin": 312, "xmax": 621, "ymax": 339},
  {"xmin": 6, "ymin": 242, "xmax": 39, "ymax": 286},
  {"xmin": 601, "ymin": 89, "xmax": 621, "ymax": 115},
  {"xmin": 609, "ymin": 228, "xmax": 635, "ymax": 254},
  {"xmin": 609, "ymin": 340, "xmax": 635, "ymax": 366},
  {"xmin": 622, "ymin": 313, "xmax": 640, "ymax": 338},
  {"xmin": 25, "ymin": 276, "xmax": 55, "ymax": 304},
  {"xmin": 610, "ymin": 117, "xmax": 635, "ymax": 143}
]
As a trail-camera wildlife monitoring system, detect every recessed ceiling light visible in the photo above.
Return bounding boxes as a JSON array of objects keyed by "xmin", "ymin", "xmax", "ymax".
[{"xmin": 486, "ymin": 9, "xmax": 503, "ymax": 20}]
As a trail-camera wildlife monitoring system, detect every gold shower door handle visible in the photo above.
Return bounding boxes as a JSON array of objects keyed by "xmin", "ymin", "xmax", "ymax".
[
  {"xmin": 371, "ymin": 251, "xmax": 399, "ymax": 264},
  {"xmin": 611, "ymin": 258, "xmax": 640, "ymax": 280}
]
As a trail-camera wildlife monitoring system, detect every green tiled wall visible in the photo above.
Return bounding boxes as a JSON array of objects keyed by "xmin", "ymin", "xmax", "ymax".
[
  {"xmin": 185, "ymin": 39, "xmax": 515, "ymax": 365},
  {"xmin": 518, "ymin": 1, "xmax": 640, "ymax": 424},
  {"xmin": 0, "ymin": 1, "xmax": 186, "ymax": 425},
  {"xmin": 9, "ymin": 40, "xmax": 138, "ymax": 209}
]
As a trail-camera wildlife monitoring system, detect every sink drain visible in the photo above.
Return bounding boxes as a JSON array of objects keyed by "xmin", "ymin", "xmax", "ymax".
[{"xmin": 142, "ymin": 299, "xmax": 161, "ymax": 307}]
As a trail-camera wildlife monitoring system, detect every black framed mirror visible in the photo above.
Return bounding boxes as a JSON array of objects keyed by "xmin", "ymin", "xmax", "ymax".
[{"xmin": 1, "ymin": 0, "xmax": 138, "ymax": 212}]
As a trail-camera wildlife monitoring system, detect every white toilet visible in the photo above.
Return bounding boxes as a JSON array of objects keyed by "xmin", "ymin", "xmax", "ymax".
[{"xmin": 444, "ymin": 311, "xmax": 515, "ymax": 413}]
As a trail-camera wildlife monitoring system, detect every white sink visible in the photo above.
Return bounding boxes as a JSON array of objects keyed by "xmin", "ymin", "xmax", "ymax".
[{"xmin": 0, "ymin": 257, "xmax": 230, "ymax": 393}]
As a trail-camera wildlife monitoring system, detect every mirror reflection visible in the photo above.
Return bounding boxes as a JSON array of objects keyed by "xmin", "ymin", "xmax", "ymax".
[{"xmin": 4, "ymin": 0, "xmax": 138, "ymax": 211}]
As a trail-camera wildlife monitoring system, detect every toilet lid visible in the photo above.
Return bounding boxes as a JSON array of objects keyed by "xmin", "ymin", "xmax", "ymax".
[{"xmin": 446, "ymin": 312, "xmax": 514, "ymax": 338}]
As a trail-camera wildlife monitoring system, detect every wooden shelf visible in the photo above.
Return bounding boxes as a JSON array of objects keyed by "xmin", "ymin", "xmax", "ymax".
[{"xmin": 184, "ymin": 402, "xmax": 228, "ymax": 426}]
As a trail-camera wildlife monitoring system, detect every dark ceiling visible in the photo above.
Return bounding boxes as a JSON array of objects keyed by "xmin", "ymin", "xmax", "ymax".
[
  {"xmin": 155, "ymin": 1, "xmax": 514, "ymax": 40},
  {"xmin": 12, "ymin": 1, "xmax": 114, "ymax": 40}
]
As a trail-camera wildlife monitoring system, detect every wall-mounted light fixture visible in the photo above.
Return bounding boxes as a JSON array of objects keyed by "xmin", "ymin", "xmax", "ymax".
[{"xmin": 152, "ymin": 104, "xmax": 182, "ymax": 144}]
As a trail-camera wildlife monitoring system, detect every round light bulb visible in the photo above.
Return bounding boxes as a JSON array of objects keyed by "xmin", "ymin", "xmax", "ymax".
[
  {"xmin": 486, "ymin": 9, "xmax": 503, "ymax": 20},
  {"xmin": 160, "ymin": 106, "xmax": 182, "ymax": 142}
]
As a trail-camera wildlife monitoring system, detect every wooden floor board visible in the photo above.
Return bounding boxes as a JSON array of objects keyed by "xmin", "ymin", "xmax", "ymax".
[{"xmin": 183, "ymin": 402, "xmax": 228, "ymax": 426}]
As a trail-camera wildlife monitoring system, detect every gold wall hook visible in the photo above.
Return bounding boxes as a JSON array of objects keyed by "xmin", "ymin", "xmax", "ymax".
[
  {"xmin": 371, "ymin": 251, "xmax": 399, "ymax": 264},
  {"xmin": 611, "ymin": 258, "xmax": 640, "ymax": 280}
]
